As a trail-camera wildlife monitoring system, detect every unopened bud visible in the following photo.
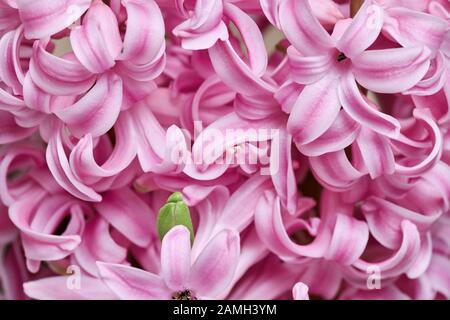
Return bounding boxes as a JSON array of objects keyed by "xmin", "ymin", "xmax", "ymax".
[{"xmin": 156, "ymin": 192, "xmax": 194, "ymax": 243}]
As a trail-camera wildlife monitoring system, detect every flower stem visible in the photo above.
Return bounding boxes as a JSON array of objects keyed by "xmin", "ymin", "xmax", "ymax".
[{"xmin": 350, "ymin": 0, "xmax": 365, "ymax": 17}]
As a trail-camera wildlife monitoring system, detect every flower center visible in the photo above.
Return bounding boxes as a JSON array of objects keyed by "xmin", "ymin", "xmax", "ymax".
[
  {"xmin": 172, "ymin": 289, "xmax": 197, "ymax": 300},
  {"xmin": 337, "ymin": 52, "xmax": 347, "ymax": 62}
]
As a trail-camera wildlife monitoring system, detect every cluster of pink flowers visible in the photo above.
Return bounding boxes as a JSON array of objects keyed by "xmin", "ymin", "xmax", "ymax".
[{"xmin": 0, "ymin": 0, "xmax": 449, "ymax": 300}]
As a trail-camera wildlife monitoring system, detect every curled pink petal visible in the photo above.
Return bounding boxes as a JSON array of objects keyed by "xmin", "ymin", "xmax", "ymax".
[
  {"xmin": 173, "ymin": 0, "xmax": 227, "ymax": 50},
  {"xmin": 324, "ymin": 214, "xmax": 369, "ymax": 266},
  {"xmin": 287, "ymin": 47, "xmax": 334, "ymax": 84},
  {"xmin": 55, "ymin": 72, "xmax": 123, "ymax": 138},
  {"xmin": 395, "ymin": 109, "xmax": 443, "ymax": 176},
  {"xmin": 119, "ymin": 0, "xmax": 165, "ymax": 64},
  {"xmin": 17, "ymin": 0, "xmax": 91, "ymax": 39},
  {"xmin": 94, "ymin": 188, "xmax": 154, "ymax": 247},
  {"xmin": 29, "ymin": 40, "xmax": 95, "ymax": 96},
  {"xmin": 73, "ymin": 217, "xmax": 127, "ymax": 276},
  {"xmin": 337, "ymin": 1, "xmax": 383, "ymax": 58},
  {"xmin": 338, "ymin": 71, "xmax": 400, "ymax": 138},
  {"xmin": 46, "ymin": 131, "xmax": 102, "ymax": 202},
  {"xmin": 355, "ymin": 127, "xmax": 395, "ymax": 179},
  {"xmin": 352, "ymin": 46, "xmax": 432, "ymax": 93},
  {"xmin": 279, "ymin": 0, "xmax": 334, "ymax": 55},
  {"xmin": 310, "ymin": 150, "xmax": 364, "ymax": 191},
  {"xmin": 383, "ymin": 8, "xmax": 449, "ymax": 56},
  {"xmin": 8, "ymin": 191, "xmax": 85, "ymax": 271},
  {"xmin": 70, "ymin": 0, "xmax": 122, "ymax": 74},
  {"xmin": 298, "ymin": 110, "xmax": 360, "ymax": 157},
  {"xmin": 0, "ymin": 110, "xmax": 36, "ymax": 144},
  {"xmin": 288, "ymin": 74, "xmax": 341, "ymax": 145}
]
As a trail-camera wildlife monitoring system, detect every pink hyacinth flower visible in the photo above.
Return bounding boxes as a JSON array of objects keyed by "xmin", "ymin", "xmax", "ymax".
[
  {"xmin": 97, "ymin": 225, "xmax": 240, "ymax": 300},
  {"xmin": 281, "ymin": 0, "xmax": 431, "ymax": 144}
]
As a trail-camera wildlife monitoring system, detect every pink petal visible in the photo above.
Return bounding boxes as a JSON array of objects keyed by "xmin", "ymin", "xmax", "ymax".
[
  {"xmin": 24, "ymin": 276, "xmax": 117, "ymax": 300},
  {"xmin": 0, "ymin": 143, "xmax": 45, "ymax": 206},
  {"xmin": 188, "ymin": 186, "xmax": 230, "ymax": 259},
  {"xmin": 352, "ymin": 46, "xmax": 431, "ymax": 93},
  {"xmin": 29, "ymin": 40, "xmax": 95, "ymax": 96},
  {"xmin": 279, "ymin": 0, "xmax": 333, "ymax": 55},
  {"xmin": 310, "ymin": 150, "xmax": 364, "ymax": 191},
  {"xmin": 70, "ymin": 1, "xmax": 122, "ymax": 74},
  {"xmin": 0, "ymin": 242, "xmax": 28, "ymax": 300},
  {"xmin": 17, "ymin": 0, "xmax": 91, "ymax": 39},
  {"xmin": 301, "ymin": 260, "xmax": 342, "ymax": 299},
  {"xmin": 8, "ymin": 191, "xmax": 84, "ymax": 267},
  {"xmin": 0, "ymin": 203, "xmax": 16, "ymax": 244},
  {"xmin": 228, "ymin": 256, "xmax": 298, "ymax": 300},
  {"xmin": 287, "ymin": 74, "xmax": 341, "ymax": 145},
  {"xmin": 428, "ymin": 1, "xmax": 450, "ymax": 20},
  {"xmin": 223, "ymin": 2, "xmax": 267, "ymax": 76},
  {"xmin": 362, "ymin": 197, "xmax": 439, "ymax": 249},
  {"xmin": 254, "ymin": 190, "xmax": 331, "ymax": 258},
  {"xmin": 160, "ymin": 225, "xmax": 191, "ymax": 292},
  {"xmin": 0, "ymin": 85, "xmax": 25, "ymax": 110},
  {"xmin": 287, "ymin": 47, "xmax": 334, "ymax": 84},
  {"xmin": 337, "ymin": 1, "xmax": 383, "ymax": 58},
  {"xmin": 383, "ymin": 8, "xmax": 448, "ymax": 56},
  {"xmin": 208, "ymin": 40, "xmax": 275, "ymax": 97},
  {"xmin": 310, "ymin": 0, "xmax": 344, "ymax": 28},
  {"xmin": 190, "ymin": 229, "xmax": 240, "ymax": 298},
  {"xmin": 0, "ymin": 110, "xmax": 36, "ymax": 144},
  {"xmin": 275, "ymin": 81, "xmax": 304, "ymax": 114},
  {"xmin": 73, "ymin": 217, "xmax": 127, "ymax": 277},
  {"xmin": 69, "ymin": 112, "xmax": 136, "ymax": 179},
  {"xmin": 270, "ymin": 128, "xmax": 297, "ymax": 214},
  {"xmin": 22, "ymin": 72, "xmax": 53, "ymax": 114},
  {"xmin": 354, "ymin": 220, "xmax": 421, "ymax": 279},
  {"xmin": 298, "ymin": 110, "xmax": 360, "ymax": 157},
  {"xmin": 0, "ymin": 27, "xmax": 23, "ymax": 95},
  {"xmin": 173, "ymin": 0, "xmax": 227, "ymax": 50},
  {"xmin": 355, "ymin": 127, "xmax": 395, "ymax": 179},
  {"xmin": 0, "ymin": 1, "xmax": 20, "ymax": 33},
  {"xmin": 129, "ymin": 102, "xmax": 167, "ymax": 172},
  {"xmin": 119, "ymin": 0, "xmax": 165, "ymax": 64},
  {"xmin": 407, "ymin": 233, "xmax": 432, "ymax": 279},
  {"xmin": 55, "ymin": 72, "xmax": 123, "ymax": 138},
  {"xmin": 218, "ymin": 174, "xmax": 272, "ymax": 232},
  {"xmin": 260, "ymin": 0, "xmax": 282, "ymax": 28},
  {"xmin": 234, "ymin": 93, "xmax": 280, "ymax": 120},
  {"xmin": 46, "ymin": 131, "xmax": 102, "ymax": 202},
  {"xmin": 426, "ymin": 254, "xmax": 450, "ymax": 298},
  {"xmin": 324, "ymin": 214, "xmax": 369, "ymax": 266},
  {"xmin": 115, "ymin": 53, "xmax": 166, "ymax": 82},
  {"xmin": 406, "ymin": 52, "xmax": 446, "ymax": 96},
  {"xmin": 176, "ymin": 20, "xmax": 228, "ymax": 51},
  {"xmin": 94, "ymin": 188, "xmax": 154, "ymax": 247},
  {"xmin": 340, "ymin": 286, "xmax": 410, "ymax": 300},
  {"xmin": 187, "ymin": 112, "xmax": 283, "ymax": 179},
  {"xmin": 339, "ymin": 71, "xmax": 400, "ymax": 138},
  {"xmin": 97, "ymin": 262, "xmax": 169, "ymax": 300},
  {"xmin": 395, "ymin": 109, "xmax": 443, "ymax": 176}
]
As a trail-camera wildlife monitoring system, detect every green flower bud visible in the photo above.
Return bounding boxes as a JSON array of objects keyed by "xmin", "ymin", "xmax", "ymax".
[{"xmin": 157, "ymin": 192, "xmax": 194, "ymax": 243}]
